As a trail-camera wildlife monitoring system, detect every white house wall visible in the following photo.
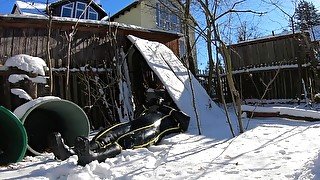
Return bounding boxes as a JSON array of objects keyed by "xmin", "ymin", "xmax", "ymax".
[{"xmin": 114, "ymin": 4, "xmax": 142, "ymax": 26}]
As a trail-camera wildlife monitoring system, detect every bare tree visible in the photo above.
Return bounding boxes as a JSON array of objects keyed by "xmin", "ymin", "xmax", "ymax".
[
  {"xmin": 65, "ymin": 0, "xmax": 94, "ymax": 100},
  {"xmin": 236, "ymin": 21, "xmax": 262, "ymax": 42},
  {"xmin": 194, "ymin": 0, "xmax": 266, "ymax": 134},
  {"xmin": 46, "ymin": 0, "xmax": 54, "ymax": 95}
]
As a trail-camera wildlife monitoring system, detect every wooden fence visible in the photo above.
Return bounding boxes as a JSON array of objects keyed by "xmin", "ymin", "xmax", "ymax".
[
  {"xmin": 228, "ymin": 33, "xmax": 315, "ymax": 70},
  {"xmin": 0, "ymin": 15, "xmax": 181, "ymax": 129},
  {"xmin": 198, "ymin": 63, "xmax": 318, "ymax": 103},
  {"xmin": 195, "ymin": 32, "xmax": 320, "ymax": 104}
]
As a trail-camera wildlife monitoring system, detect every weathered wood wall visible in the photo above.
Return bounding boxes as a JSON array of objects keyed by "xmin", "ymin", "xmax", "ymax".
[
  {"xmin": 0, "ymin": 16, "xmax": 180, "ymax": 66},
  {"xmin": 0, "ymin": 15, "xmax": 181, "ymax": 129},
  {"xmin": 196, "ymin": 33, "xmax": 319, "ymax": 103},
  {"xmin": 199, "ymin": 65, "xmax": 317, "ymax": 103},
  {"xmin": 229, "ymin": 33, "xmax": 314, "ymax": 70}
]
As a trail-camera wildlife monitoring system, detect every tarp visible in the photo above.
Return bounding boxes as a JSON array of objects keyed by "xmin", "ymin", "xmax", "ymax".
[{"xmin": 128, "ymin": 35, "xmax": 232, "ymax": 138}]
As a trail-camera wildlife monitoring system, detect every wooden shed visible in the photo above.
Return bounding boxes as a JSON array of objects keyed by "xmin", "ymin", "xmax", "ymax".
[{"xmin": 0, "ymin": 15, "xmax": 182, "ymax": 128}]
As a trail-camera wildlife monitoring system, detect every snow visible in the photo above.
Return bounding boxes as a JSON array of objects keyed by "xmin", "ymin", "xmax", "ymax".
[
  {"xmin": 231, "ymin": 63, "xmax": 311, "ymax": 75},
  {"xmin": 1, "ymin": 116, "xmax": 320, "ymax": 179},
  {"xmin": 10, "ymin": 88, "xmax": 32, "ymax": 101},
  {"xmin": 243, "ymin": 105, "xmax": 320, "ymax": 120},
  {"xmin": 8, "ymin": 74, "xmax": 47, "ymax": 84},
  {"xmin": 52, "ymin": 67, "xmax": 108, "ymax": 72},
  {"xmin": 0, "ymin": 15, "xmax": 182, "ymax": 37},
  {"xmin": 128, "ymin": 35, "xmax": 233, "ymax": 138},
  {"xmin": 4, "ymin": 54, "xmax": 47, "ymax": 76},
  {"xmin": 2, "ymin": 38, "xmax": 320, "ymax": 179},
  {"xmin": 15, "ymin": 1, "xmax": 47, "ymax": 16}
]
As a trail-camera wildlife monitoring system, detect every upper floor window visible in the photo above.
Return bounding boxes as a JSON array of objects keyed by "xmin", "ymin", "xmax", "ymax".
[
  {"xmin": 179, "ymin": 38, "xmax": 186, "ymax": 58},
  {"xmin": 75, "ymin": 2, "xmax": 86, "ymax": 19},
  {"xmin": 61, "ymin": 3, "xmax": 74, "ymax": 17},
  {"xmin": 88, "ymin": 7, "xmax": 98, "ymax": 20},
  {"xmin": 156, "ymin": 0, "xmax": 181, "ymax": 32}
]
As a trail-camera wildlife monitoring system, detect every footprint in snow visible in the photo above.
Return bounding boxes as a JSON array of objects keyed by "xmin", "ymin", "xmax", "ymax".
[{"xmin": 279, "ymin": 150, "xmax": 286, "ymax": 155}]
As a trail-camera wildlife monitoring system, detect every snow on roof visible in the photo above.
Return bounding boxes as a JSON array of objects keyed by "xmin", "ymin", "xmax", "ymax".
[
  {"xmin": 233, "ymin": 25, "xmax": 320, "ymax": 46},
  {"xmin": 15, "ymin": 1, "xmax": 47, "ymax": 16},
  {"xmin": 0, "ymin": 14, "xmax": 182, "ymax": 36},
  {"xmin": 50, "ymin": 0, "xmax": 107, "ymax": 14},
  {"xmin": 4, "ymin": 54, "xmax": 47, "ymax": 76}
]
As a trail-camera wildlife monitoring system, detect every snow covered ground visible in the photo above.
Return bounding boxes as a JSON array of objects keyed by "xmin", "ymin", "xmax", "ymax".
[
  {"xmin": 1, "ymin": 115, "xmax": 320, "ymax": 179},
  {"xmin": 2, "ymin": 38, "xmax": 320, "ymax": 179}
]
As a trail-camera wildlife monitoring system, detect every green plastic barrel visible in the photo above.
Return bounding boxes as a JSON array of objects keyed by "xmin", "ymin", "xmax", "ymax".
[
  {"xmin": 17, "ymin": 99, "xmax": 90, "ymax": 155},
  {"xmin": 0, "ymin": 106, "xmax": 27, "ymax": 165}
]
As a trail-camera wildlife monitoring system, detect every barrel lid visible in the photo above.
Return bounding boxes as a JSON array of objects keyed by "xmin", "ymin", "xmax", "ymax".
[{"xmin": 0, "ymin": 106, "xmax": 28, "ymax": 164}]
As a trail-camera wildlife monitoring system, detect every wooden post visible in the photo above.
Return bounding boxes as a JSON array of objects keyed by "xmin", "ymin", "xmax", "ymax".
[{"xmin": 27, "ymin": 72, "xmax": 38, "ymax": 99}]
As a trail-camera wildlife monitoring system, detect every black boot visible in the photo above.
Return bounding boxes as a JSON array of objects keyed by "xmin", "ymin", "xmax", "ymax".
[
  {"xmin": 48, "ymin": 132, "xmax": 75, "ymax": 161},
  {"xmin": 74, "ymin": 136, "xmax": 122, "ymax": 166}
]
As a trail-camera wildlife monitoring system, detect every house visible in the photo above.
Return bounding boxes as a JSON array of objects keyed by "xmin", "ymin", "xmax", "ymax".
[
  {"xmin": 11, "ymin": 0, "xmax": 108, "ymax": 20},
  {"xmin": 110, "ymin": 0, "xmax": 197, "ymax": 73},
  {"xmin": 11, "ymin": 1, "xmax": 47, "ymax": 16}
]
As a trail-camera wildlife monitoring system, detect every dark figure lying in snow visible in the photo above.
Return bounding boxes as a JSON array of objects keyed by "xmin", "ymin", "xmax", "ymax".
[{"xmin": 49, "ymin": 104, "xmax": 190, "ymax": 166}]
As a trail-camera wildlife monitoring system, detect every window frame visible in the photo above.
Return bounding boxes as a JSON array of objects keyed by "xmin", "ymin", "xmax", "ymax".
[
  {"xmin": 156, "ymin": 1, "xmax": 181, "ymax": 32},
  {"xmin": 75, "ymin": 1, "xmax": 87, "ymax": 19},
  {"xmin": 60, "ymin": 2, "xmax": 74, "ymax": 18},
  {"xmin": 88, "ymin": 6, "xmax": 98, "ymax": 20}
]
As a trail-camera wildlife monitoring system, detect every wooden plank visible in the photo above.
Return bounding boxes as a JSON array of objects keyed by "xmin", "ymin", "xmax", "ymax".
[
  {"xmin": 288, "ymin": 70, "xmax": 293, "ymax": 98},
  {"xmin": 3, "ymin": 74, "xmax": 12, "ymax": 110},
  {"xmin": 247, "ymin": 45, "xmax": 253, "ymax": 66},
  {"xmin": 35, "ymin": 29, "xmax": 45, "ymax": 58},
  {"xmin": 252, "ymin": 44, "xmax": 259, "ymax": 66},
  {"xmin": 283, "ymin": 70, "xmax": 287, "ymax": 98},
  {"xmin": 263, "ymin": 71, "xmax": 271, "ymax": 99},
  {"xmin": 4, "ymin": 28, "xmax": 14, "ymax": 58},
  {"xmin": 0, "ymin": 27, "xmax": 5, "ymax": 64},
  {"xmin": 257, "ymin": 43, "xmax": 265, "ymax": 65},
  {"xmin": 266, "ymin": 41, "xmax": 275, "ymax": 64},
  {"xmin": 12, "ymin": 28, "xmax": 21, "ymax": 56},
  {"xmin": 59, "ymin": 74, "xmax": 65, "ymax": 99},
  {"xmin": 72, "ymin": 73, "xmax": 78, "ymax": 104}
]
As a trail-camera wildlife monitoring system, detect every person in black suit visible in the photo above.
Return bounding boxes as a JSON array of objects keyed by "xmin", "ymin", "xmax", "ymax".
[{"xmin": 49, "ymin": 100, "xmax": 190, "ymax": 166}]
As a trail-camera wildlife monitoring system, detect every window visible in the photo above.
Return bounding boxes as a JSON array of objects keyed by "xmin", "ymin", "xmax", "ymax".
[
  {"xmin": 179, "ymin": 39, "xmax": 186, "ymax": 58},
  {"xmin": 156, "ymin": 0, "xmax": 181, "ymax": 32},
  {"xmin": 75, "ymin": 2, "xmax": 86, "ymax": 19},
  {"xmin": 61, "ymin": 3, "xmax": 74, "ymax": 17},
  {"xmin": 88, "ymin": 7, "xmax": 98, "ymax": 20}
]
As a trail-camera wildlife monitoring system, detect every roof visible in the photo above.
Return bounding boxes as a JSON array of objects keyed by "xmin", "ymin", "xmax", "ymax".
[
  {"xmin": 229, "ymin": 32, "xmax": 311, "ymax": 47},
  {"xmin": 110, "ymin": 1, "xmax": 140, "ymax": 21},
  {"xmin": 11, "ymin": 0, "xmax": 108, "ymax": 17},
  {"xmin": 50, "ymin": 0, "xmax": 107, "ymax": 16},
  {"xmin": 12, "ymin": 1, "xmax": 47, "ymax": 16},
  {"xmin": 0, "ymin": 14, "xmax": 182, "ymax": 38}
]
